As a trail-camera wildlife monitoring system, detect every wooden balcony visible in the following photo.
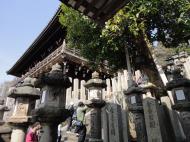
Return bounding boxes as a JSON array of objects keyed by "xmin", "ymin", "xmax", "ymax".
[{"xmin": 16, "ymin": 40, "xmax": 88, "ymax": 84}]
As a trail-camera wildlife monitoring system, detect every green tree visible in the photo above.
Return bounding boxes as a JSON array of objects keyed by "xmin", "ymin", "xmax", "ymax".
[
  {"xmin": 102, "ymin": 0, "xmax": 190, "ymax": 48},
  {"xmin": 59, "ymin": 4, "xmax": 126, "ymax": 71},
  {"xmin": 59, "ymin": 0, "xmax": 190, "ymax": 71}
]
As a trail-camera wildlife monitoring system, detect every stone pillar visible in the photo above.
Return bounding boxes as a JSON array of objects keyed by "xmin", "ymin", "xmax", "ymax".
[
  {"xmin": 166, "ymin": 68, "xmax": 190, "ymax": 142},
  {"xmin": 106, "ymin": 103, "xmax": 123, "ymax": 142},
  {"xmin": 141, "ymin": 82, "xmax": 163, "ymax": 142},
  {"xmin": 74, "ymin": 78, "xmax": 79, "ymax": 103},
  {"xmin": 7, "ymin": 77, "xmax": 41, "ymax": 142},
  {"xmin": 66, "ymin": 77, "xmax": 72, "ymax": 106},
  {"xmin": 33, "ymin": 63, "xmax": 72, "ymax": 142},
  {"xmin": 101, "ymin": 107, "xmax": 109, "ymax": 142},
  {"xmin": 80, "ymin": 80, "xmax": 86, "ymax": 101},
  {"xmin": 123, "ymin": 83, "xmax": 147, "ymax": 142},
  {"xmin": 160, "ymin": 96, "xmax": 186, "ymax": 142},
  {"xmin": 84, "ymin": 71, "xmax": 107, "ymax": 142}
]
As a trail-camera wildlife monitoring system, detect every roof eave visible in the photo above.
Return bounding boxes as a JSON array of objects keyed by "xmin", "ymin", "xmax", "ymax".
[{"xmin": 7, "ymin": 7, "xmax": 62, "ymax": 76}]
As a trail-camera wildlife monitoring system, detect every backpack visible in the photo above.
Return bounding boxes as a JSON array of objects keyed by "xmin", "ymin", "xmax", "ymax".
[{"xmin": 72, "ymin": 119, "xmax": 83, "ymax": 127}]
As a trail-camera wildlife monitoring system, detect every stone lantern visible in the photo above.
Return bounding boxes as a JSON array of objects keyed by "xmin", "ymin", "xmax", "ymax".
[
  {"xmin": 166, "ymin": 68, "xmax": 190, "ymax": 111},
  {"xmin": 84, "ymin": 71, "xmax": 106, "ymax": 142},
  {"xmin": 123, "ymin": 82, "xmax": 147, "ymax": 142},
  {"xmin": 166, "ymin": 68, "xmax": 190, "ymax": 141},
  {"xmin": 7, "ymin": 77, "xmax": 41, "ymax": 142},
  {"xmin": 0, "ymin": 98, "xmax": 11, "ymax": 142},
  {"xmin": 33, "ymin": 63, "xmax": 72, "ymax": 142},
  {"xmin": 0, "ymin": 98, "xmax": 9, "ymax": 122}
]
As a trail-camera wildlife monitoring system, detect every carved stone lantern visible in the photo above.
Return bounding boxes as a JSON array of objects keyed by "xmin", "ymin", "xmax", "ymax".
[
  {"xmin": 84, "ymin": 71, "xmax": 107, "ymax": 142},
  {"xmin": 166, "ymin": 68, "xmax": 190, "ymax": 111},
  {"xmin": 33, "ymin": 63, "xmax": 72, "ymax": 142},
  {"xmin": 0, "ymin": 98, "xmax": 9, "ymax": 122},
  {"xmin": 166, "ymin": 68, "xmax": 190, "ymax": 141},
  {"xmin": 123, "ymin": 82, "xmax": 147, "ymax": 142},
  {"xmin": 0, "ymin": 98, "xmax": 11, "ymax": 142},
  {"xmin": 7, "ymin": 77, "xmax": 41, "ymax": 142}
]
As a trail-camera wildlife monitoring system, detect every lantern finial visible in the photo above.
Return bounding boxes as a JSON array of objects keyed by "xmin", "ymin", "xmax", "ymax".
[{"xmin": 92, "ymin": 71, "xmax": 99, "ymax": 79}]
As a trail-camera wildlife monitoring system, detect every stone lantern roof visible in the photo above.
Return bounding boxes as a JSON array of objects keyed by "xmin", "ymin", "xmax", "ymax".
[
  {"xmin": 8, "ymin": 77, "xmax": 41, "ymax": 99},
  {"xmin": 84, "ymin": 71, "xmax": 107, "ymax": 89},
  {"xmin": 37, "ymin": 63, "xmax": 72, "ymax": 88},
  {"xmin": 124, "ymin": 81, "xmax": 146, "ymax": 96},
  {"xmin": 166, "ymin": 67, "xmax": 190, "ymax": 90},
  {"xmin": 166, "ymin": 78, "xmax": 190, "ymax": 90}
]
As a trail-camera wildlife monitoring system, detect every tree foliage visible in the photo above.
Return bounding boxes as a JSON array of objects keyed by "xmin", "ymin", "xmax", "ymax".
[
  {"xmin": 102, "ymin": 0, "xmax": 190, "ymax": 47},
  {"xmin": 59, "ymin": 0, "xmax": 190, "ymax": 71},
  {"xmin": 59, "ymin": 4, "xmax": 126, "ymax": 71}
]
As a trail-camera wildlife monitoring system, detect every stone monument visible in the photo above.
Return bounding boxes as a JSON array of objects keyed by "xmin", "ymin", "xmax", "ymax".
[
  {"xmin": 0, "ymin": 97, "xmax": 11, "ymax": 142},
  {"xmin": 166, "ymin": 67, "xmax": 190, "ymax": 141},
  {"xmin": 141, "ymin": 82, "xmax": 163, "ymax": 142},
  {"xmin": 84, "ymin": 71, "xmax": 107, "ymax": 142},
  {"xmin": 33, "ymin": 63, "xmax": 72, "ymax": 142},
  {"xmin": 7, "ymin": 77, "xmax": 41, "ymax": 142},
  {"xmin": 123, "ymin": 82, "xmax": 147, "ymax": 142}
]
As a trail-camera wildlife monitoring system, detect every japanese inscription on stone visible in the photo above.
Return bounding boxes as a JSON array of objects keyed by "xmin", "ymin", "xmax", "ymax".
[{"xmin": 143, "ymin": 98, "xmax": 163, "ymax": 142}]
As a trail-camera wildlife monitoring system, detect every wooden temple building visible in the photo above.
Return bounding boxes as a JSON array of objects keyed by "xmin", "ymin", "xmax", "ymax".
[
  {"xmin": 7, "ymin": 8, "xmax": 92, "ymax": 83},
  {"xmin": 1, "ymin": 1, "xmax": 190, "ymax": 142}
]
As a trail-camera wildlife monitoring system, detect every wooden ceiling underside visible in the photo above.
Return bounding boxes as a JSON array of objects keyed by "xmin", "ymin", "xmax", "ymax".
[{"xmin": 60, "ymin": 0, "xmax": 128, "ymax": 24}]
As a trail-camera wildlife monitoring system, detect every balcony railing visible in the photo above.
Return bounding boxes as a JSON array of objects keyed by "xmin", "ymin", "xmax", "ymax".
[{"xmin": 15, "ymin": 40, "xmax": 87, "ymax": 85}]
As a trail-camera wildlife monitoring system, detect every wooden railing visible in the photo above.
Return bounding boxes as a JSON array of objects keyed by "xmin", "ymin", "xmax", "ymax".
[{"xmin": 14, "ymin": 40, "xmax": 86, "ymax": 85}]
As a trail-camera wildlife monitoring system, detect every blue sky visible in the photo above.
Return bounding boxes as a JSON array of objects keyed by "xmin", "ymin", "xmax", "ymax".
[{"xmin": 0, "ymin": 0, "xmax": 60, "ymax": 84}]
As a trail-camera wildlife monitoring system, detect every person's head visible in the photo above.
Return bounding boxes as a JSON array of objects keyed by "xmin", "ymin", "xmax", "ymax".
[
  {"xmin": 78, "ymin": 102, "xmax": 84, "ymax": 107},
  {"xmin": 31, "ymin": 122, "xmax": 42, "ymax": 131}
]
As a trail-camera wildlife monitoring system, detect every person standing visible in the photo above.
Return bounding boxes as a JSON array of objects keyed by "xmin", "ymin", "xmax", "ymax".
[
  {"xmin": 66, "ymin": 102, "xmax": 75, "ymax": 131},
  {"xmin": 25, "ymin": 122, "xmax": 42, "ymax": 142},
  {"xmin": 75, "ymin": 102, "xmax": 88, "ymax": 142}
]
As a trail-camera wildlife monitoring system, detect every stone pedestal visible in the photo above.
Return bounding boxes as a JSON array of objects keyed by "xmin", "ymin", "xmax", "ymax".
[
  {"xmin": 85, "ymin": 100, "xmax": 106, "ymax": 142},
  {"xmin": 124, "ymin": 83, "xmax": 147, "ymax": 142},
  {"xmin": 0, "ymin": 124, "xmax": 12, "ymax": 142},
  {"xmin": 7, "ymin": 77, "xmax": 40, "ymax": 142},
  {"xmin": 33, "ymin": 63, "xmax": 71, "ymax": 142},
  {"xmin": 11, "ymin": 126, "xmax": 26, "ymax": 142},
  {"xmin": 39, "ymin": 123, "xmax": 58, "ymax": 142}
]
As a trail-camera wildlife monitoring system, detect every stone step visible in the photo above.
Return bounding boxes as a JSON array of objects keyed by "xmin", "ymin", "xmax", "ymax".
[{"xmin": 61, "ymin": 132, "xmax": 78, "ymax": 142}]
